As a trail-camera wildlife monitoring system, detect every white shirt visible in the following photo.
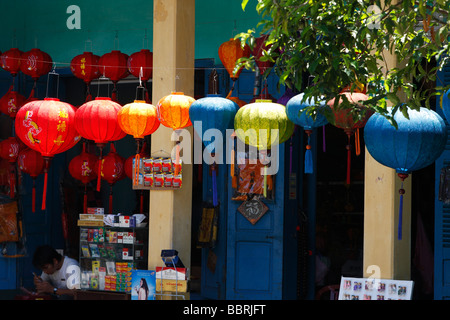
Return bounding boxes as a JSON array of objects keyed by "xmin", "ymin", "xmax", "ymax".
[{"xmin": 40, "ymin": 256, "xmax": 81, "ymax": 290}]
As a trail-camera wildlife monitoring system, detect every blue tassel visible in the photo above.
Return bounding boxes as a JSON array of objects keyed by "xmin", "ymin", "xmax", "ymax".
[
  {"xmin": 305, "ymin": 135, "xmax": 313, "ymax": 174},
  {"xmin": 398, "ymin": 193, "xmax": 403, "ymax": 240},
  {"xmin": 212, "ymin": 168, "xmax": 218, "ymax": 207}
]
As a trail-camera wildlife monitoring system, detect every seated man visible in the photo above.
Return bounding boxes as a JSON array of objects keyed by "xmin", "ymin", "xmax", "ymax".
[{"xmin": 32, "ymin": 245, "xmax": 80, "ymax": 298}]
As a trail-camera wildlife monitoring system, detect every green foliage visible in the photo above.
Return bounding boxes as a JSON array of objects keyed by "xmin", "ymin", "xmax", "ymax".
[{"xmin": 238, "ymin": 0, "xmax": 450, "ymax": 126}]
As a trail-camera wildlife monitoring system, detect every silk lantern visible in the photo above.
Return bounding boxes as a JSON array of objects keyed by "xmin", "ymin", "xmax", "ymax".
[
  {"xmin": 1, "ymin": 48, "xmax": 23, "ymax": 85},
  {"xmin": 69, "ymin": 141, "xmax": 97, "ymax": 213},
  {"xmin": 118, "ymin": 99, "xmax": 159, "ymax": 186},
  {"xmin": 157, "ymin": 92, "xmax": 195, "ymax": 175},
  {"xmin": 327, "ymin": 91, "xmax": 372, "ymax": 184},
  {"xmin": 94, "ymin": 143, "xmax": 125, "ymax": 214},
  {"xmin": 70, "ymin": 52, "xmax": 101, "ymax": 102},
  {"xmin": 99, "ymin": 50, "xmax": 129, "ymax": 101},
  {"xmin": 286, "ymin": 93, "xmax": 330, "ymax": 174},
  {"xmin": 364, "ymin": 107, "xmax": 447, "ymax": 240},
  {"xmin": 128, "ymin": 50, "xmax": 153, "ymax": 103},
  {"xmin": 189, "ymin": 94, "xmax": 238, "ymax": 206},
  {"xmin": 20, "ymin": 49, "xmax": 53, "ymax": 100},
  {"xmin": 0, "ymin": 137, "xmax": 22, "ymax": 198},
  {"xmin": 17, "ymin": 148, "xmax": 44, "ymax": 212},
  {"xmin": 0, "ymin": 86, "xmax": 27, "ymax": 118},
  {"xmin": 15, "ymin": 98, "xmax": 81, "ymax": 210},
  {"xmin": 75, "ymin": 96, "xmax": 126, "ymax": 191}
]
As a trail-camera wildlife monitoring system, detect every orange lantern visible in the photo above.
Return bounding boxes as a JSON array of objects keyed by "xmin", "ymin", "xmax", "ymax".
[
  {"xmin": 157, "ymin": 92, "xmax": 195, "ymax": 175},
  {"xmin": 118, "ymin": 100, "xmax": 159, "ymax": 185},
  {"xmin": 17, "ymin": 148, "xmax": 44, "ymax": 212}
]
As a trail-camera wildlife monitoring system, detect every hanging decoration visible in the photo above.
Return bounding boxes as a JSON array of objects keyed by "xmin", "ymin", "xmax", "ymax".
[
  {"xmin": 252, "ymin": 34, "xmax": 274, "ymax": 77},
  {"xmin": 0, "ymin": 87, "xmax": 27, "ymax": 119},
  {"xmin": 17, "ymin": 148, "xmax": 44, "ymax": 212},
  {"xmin": 0, "ymin": 137, "xmax": 23, "ymax": 198},
  {"xmin": 98, "ymin": 50, "xmax": 129, "ymax": 101},
  {"xmin": 68, "ymin": 141, "xmax": 97, "ymax": 214},
  {"xmin": 189, "ymin": 93, "xmax": 238, "ymax": 206},
  {"xmin": 127, "ymin": 49, "xmax": 153, "ymax": 103},
  {"xmin": 15, "ymin": 98, "xmax": 80, "ymax": 210},
  {"xmin": 20, "ymin": 48, "xmax": 53, "ymax": 100},
  {"xmin": 94, "ymin": 143, "xmax": 125, "ymax": 214},
  {"xmin": 286, "ymin": 93, "xmax": 330, "ymax": 174},
  {"xmin": 1, "ymin": 48, "xmax": 23, "ymax": 86},
  {"xmin": 327, "ymin": 91, "xmax": 372, "ymax": 184},
  {"xmin": 118, "ymin": 97, "xmax": 159, "ymax": 186},
  {"xmin": 70, "ymin": 52, "xmax": 101, "ymax": 102},
  {"xmin": 157, "ymin": 92, "xmax": 195, "ymax": 175},
  {"xmin": 364, "ymin": 107, "xmax": 447, "ymax": 240},
  {"xmin": 74, "ymin": 96, "xmax": 126, "ymax": 191}
]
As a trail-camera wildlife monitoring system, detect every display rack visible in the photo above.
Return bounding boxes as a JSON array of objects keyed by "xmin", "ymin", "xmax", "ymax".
[
  {"xmin": 155, "ymin": 250, "xmax": 188, "ymax": 300},
  {"xmin": 78, "ymin": 224, "xmax": 148, "ymax": 293}
]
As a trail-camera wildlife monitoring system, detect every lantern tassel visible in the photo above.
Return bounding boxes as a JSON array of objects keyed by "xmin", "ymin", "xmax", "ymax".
[
  {"xmin": 41, "ymin": 157, "xmax": 51, "ymax": 211},
  {"xmin": 140, "ymin": 190, "xmax": 144, "ymax": 213},
  {"xmin": 9, "ymin": 164, "xmax": 15, "ymax": 199},
  {"xmin": 212, "ymin": 164, "xmax": 218, "ymax": 207},
  {"xmin": 355, "ymin": 128, "xmax": 361, "ymax": 156},
  {"xmin": 32, "ymin": 179, "xmax": 36, "ymax": 213},
  {"xmin": 112, "ymin": 82, "xmax": 118, "ymax": 102},
  {"xmin": 305, "ymin": 130, "xmax": 313, "ymax": 174},
  {"xmin": 231, "ymin": 148, "xmax": 237, "ymax": 188},
  {"xmin": 263, "ymin": 166, "xmax": 268, "ymax": 198},
  {"xmin": 398, "ymin": 173, "xmax": 408, "ymax": 240},
  {"xmin": 109, "ymin": 185, "xmax": 113, "ymax": 215},
  {"xmin": 83, "ymin": 184, "xmax": 88, "ymax": 214},
  {"xmin": 174, "ymin": 142, "xmax": 181, "ymax": 176},
  {"xmin": 97, "ymin": 146, "xmax": 104, "ymax": 192},
  {"xmin": 346, "ymin": 133, "xmax": 352, "ymax": 185}
]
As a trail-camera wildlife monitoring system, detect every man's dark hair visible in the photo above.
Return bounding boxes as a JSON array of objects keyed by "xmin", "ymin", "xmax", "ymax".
[{"xmin": 32, "ymin": 245, "xmax": 63, "ymax": 269}]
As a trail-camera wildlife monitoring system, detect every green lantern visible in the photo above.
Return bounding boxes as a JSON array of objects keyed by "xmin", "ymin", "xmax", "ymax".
[{"xmin": 234, "ymin": 99, "xmax": 294, "ymax": 150}]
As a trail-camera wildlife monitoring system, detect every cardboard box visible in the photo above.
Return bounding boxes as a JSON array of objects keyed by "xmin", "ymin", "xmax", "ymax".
[
  {"xmin": 156, "ymin": 279, "xmax": 188, "ymax": 293},
  {"xmin": 79, "ymin": 214, "xmax": 104, "ymax": 220},
  {"xmin": 77, "ymin": 220, "xmax": 104, "ymax": 227},
  {"xmin": 155, "ymin": 267, "xmax": 187, "ymax": 280},
  {"xmin": 87, "ymin": 207, "xmax": 104, "ymax": 214}
]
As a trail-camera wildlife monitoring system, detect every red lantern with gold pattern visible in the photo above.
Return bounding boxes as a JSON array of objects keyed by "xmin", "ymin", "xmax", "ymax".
[
  {"xmin": 0, "ymin": 136, "xmax": 23, "ymax": 199},
  {"xmin": 15, "ymin": 98, "xmax": 81, "ymax": 210},
  {"xmin": 20, "ymin": 48, "xmax": 53, "ymax": 100},
  {"xmin": 75, "ymin": 97, "xmax": 126, "ymax": 191},
  {"xmin": 69, "ymin": 141, "xmax": 97, "ymax": 213},
  {"xmin": 94, "ymin": 143, "xmax": 125, "ymax": 214},
  {"xmin": 128, "ymin": 49, "xmax": 153, "ymax": 103},
  {"xmin": 99, "ymin": 50, "xmax": 129, "ymax": 101},
  {"xmin": 0, "ymin": 86, "xmax": 27, "ymax": 118},
  {"xmin": 1, "ymin": 48, "xmax": 23, "ymax": 77},
  {"xmin": 18, "ymin": 148, "xmax": 44, "ymax": 212},
  {"xmin": 70, "ymin": 52, "xmax": 101, "ymax": 102}
]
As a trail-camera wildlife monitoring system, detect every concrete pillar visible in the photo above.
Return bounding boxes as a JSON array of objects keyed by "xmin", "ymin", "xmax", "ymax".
[{"xmin": 149, "ymin": 0, "xmax": 195, "ymax": 275}]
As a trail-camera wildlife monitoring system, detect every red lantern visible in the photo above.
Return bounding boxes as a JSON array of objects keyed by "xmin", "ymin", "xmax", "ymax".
[
  {"xmin": 69, "ymin": 141, "xmax": 97, "ymax": 213},
  {"xmin": 128, "ymin": 49, "xmax": 153, "ymax": 103},
  {"xmin": 0, "ymin": 137, "xmax": 23, "ymax": 199},
  {"xmin": 70, "ymin": 52, "xmax": 101, "ymax": 102},
  {"xmin": 1, "ymin": 48, "xmax": 23, "ymax": 78},
  {"xmin": 17, "ymin": 148, "xmax": 44, "ymax": 212},
  {"xmin": 15, "ymin": 98, "xmax": 81, "ymax": 210},
  {"xmin": 0, "ymin": 86, "xmax": 27, "ymax": 118},
  {"xmin": 327, "ymin": 91, "xmax": 373, "ymax": 184},
  {"xmin": 253, "ymin": 34, "xmax": 274, "ymax": 76},
  {"xmin": 75, "ymin": 97, "xmax": 126, "ymax": 191},
  {"xmin": 99, "ymin": 50, "xmax": 129, "ymax": 101},
  {"xmin": 94, "ymin": 143, "xmax": 125, "ymax": 214},
  {"xmin": 20, "ymin": 49, "xmax": 53, "ymax": 99}
]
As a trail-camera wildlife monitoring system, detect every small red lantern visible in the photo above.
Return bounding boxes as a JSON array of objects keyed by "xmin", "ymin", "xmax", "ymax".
[
  {"xmin": 99, "ymin": 50, "xmax": 129, "ymax": 101},
  {"xmin": 94, "ymin": 143, "xmax": 125, "ymax": 214},
  {"xmin": 69, "ymin": 141, "xmax": 97, "ymax": 213},
  {"xmin": 15, "ymin": 98, "xmax": 81, "ymax": 210},
  {"xmin": 0, "ymin": 137, "xmax": 23, "ymax": 199},
  {"xmin": 18, "ymin": 148, "xmax": 44, "ymax": 212},
  {"xmin": 253, "ymin": 34, "xmax": 274, "ymax": 76},
  {"xmin": 70, "ymin": 52, "xmax": 101, "ymax": 102},
  {"xmin": 1, "ymin": 48, "xmax": 23, "ymax": 78},
  {"xmin": 75, "ymin": 97, "xmax": 126, "ymax": 191},
  {"xmin": 128, "ymin": 49, "xmax": 153, "ymax": 103},
  {"xmin": 0, "ymin": 86, "xmax": 27, "ymax": 118},
  {"xmin": 20, "ymin": 49, "xmax": 53, "ymax": 99}
]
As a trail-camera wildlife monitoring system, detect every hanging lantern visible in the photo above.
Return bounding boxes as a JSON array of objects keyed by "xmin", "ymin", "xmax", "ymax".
[
  {"xmin": 327, "ymin": 91, "xmax": 372, "ymax": 184},
  {"xmin": 20, "ymin": 49, "xmax": 53, "ymax": 100},
  {"xmin": 15, "ymin": 98, "xmax": 81, "ymax": 210},
  {"xmin": 118, "ymin": 99, "xmax": 159, "ymax": 186},
  {"xmin": 253, "ymin": 34, "xmax": 274, "ymax": 77},
  {"xmin": 219, "ymin": 38, "xmax": 251, "ymax": 81},
  {"xmin": 99, "ymin": 50, "xmax": 129, "ymax": 101},
  {"xmin": 1, "ymin": 48, "xmax": 23, "ymax": 80},
  {"xmin": 0, "ymin": 86, "xmax": 27, "ymax": 118},
  {"xmin": 190, "ymin": 94, "xmax": 238, "ymax": 206},
  {"xmin": 364, "ymin": 107, "xmax": 447, "ymax": 240},
  {"xmin": 277, "ymin": 87, "xmax": 297, "ymax": 106},
  {"xmin": 94, "ymin": 143, "xmax": 125, "ymax": 214},
  {"xmin": 128, "ymin": 50, "xmax": 153, "ymax": 103},
  {"xmin": 234, "ymin": 99, "xmax": 294, "ymax": 150},
  {"xmin": 286, "ymin": 93, "xmax": 330, "ymax": 174},
  {"xmin": 70, "ymin": 52, "xmax": 101, "ymax": 102},
  {"xmin": 17, "ymin": 148, "xmax": 44, "ymax": 212},
  {"xmin": 69, "ymin": 141, "xmax": 97, "ymax": 213},
  {"xmin": 0, "ymin": 136, "xmax": 23, "ymax": 199},
  {"xmin": 75, "ymin": 97, "xmax": 126, "ymax": 191}
]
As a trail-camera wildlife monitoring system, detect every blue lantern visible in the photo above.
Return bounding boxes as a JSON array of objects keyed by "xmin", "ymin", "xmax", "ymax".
[
  {"xmin": 286, "ymin": 93, "xmax": 330, "ymax": 174},
  {"xmin": 189, "ymin": 94, "xmax": 238, "ymax": 206},
  {"xmin": 364, "ymin": 107, "xmax": 447, "ymax": 239}
]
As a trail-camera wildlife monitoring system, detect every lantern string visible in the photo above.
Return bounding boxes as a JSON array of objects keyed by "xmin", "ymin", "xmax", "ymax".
[
  {"xmin": 355, "ymin": 128, "xmax": 361, "ymax": 156},
  {"xmin": 305, "ymin": 130, "xmax": 313, "ymax": 174},
  {"xmin": 83, "ymin": 184, "xmax": 88, "ymax": 214}
]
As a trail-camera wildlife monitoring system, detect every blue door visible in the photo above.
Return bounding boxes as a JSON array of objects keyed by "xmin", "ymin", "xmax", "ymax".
[{"xmin": 435, "ymin": 63, "xmax": 450, "ymax": 300}]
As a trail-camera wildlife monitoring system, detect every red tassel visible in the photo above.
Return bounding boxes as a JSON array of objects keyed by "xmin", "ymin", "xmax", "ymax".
[
  {"xmin": 140, "ymin": 191, "xmax": 144, "ymax": 213},
  {"xmin": 97, "ymin": 146, "xmax": 103, "ymax": 192},
  {"xmin": 134, "ymin": 153, "xmax": 140, "ymax": 186},
  {"xmin": 42, "ymin": 171, "xmax": 48, "ymax": 211},
  {"xmin": 83, "ymin": 184, "xmax": 88, "ymax": 213},
  {"xmin": 109, "ymin": 186, "xmax": 113, "ymax": 214},
  {"xmin": 174, "ymin": 143, "xmax": 181, "ymax": 176},
  {"xmin": 32, "ymin": 180, "xmax": 36, "ymax": 213},
  {"xmin": 346, "ymin": 134, "xmax": 352, "ymax": 185}
]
